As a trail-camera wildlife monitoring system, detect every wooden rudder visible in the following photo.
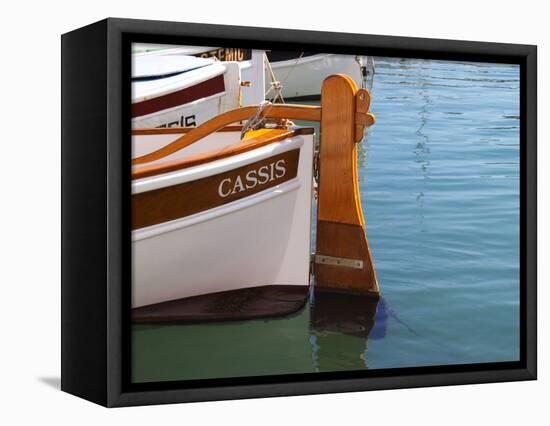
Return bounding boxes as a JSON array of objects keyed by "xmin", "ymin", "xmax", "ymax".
[{"xmin": 315, "ymin": 74, "xmax": 379, "ymax": 297}]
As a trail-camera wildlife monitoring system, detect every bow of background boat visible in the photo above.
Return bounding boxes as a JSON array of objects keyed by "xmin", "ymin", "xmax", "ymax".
[
  {"xmin": 132, "ymin": 48, "xmax": 266, "ymax": 129},
  {"xmin": 132, "ymin": 54, "xmax": 243, "ymax": 129}
]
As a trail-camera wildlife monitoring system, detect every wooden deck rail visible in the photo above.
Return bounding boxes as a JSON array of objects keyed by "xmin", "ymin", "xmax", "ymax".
[
  {"xmin": 132, "ymin": 104, "xmax": 322, "ymax": 165},
  {"xmin": 132, "ymin": 128, "xmax": 312, "ymax": 180}
]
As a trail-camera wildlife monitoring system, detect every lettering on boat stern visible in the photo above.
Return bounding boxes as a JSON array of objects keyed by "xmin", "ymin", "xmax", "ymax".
[
  {"xmin": 218, "ymin": 159, "xmax": 287, "ymax": 197},
  {"xmin": 195, "ymin": 48, "xmax": 251, "ymax": 62},
  {"xmin": 155, "ymin": 114, "xmax": 197, "ymax": 128},
  {"xmin": 132, "ymin": 149, "xmax": 299, "ymax": 230}
]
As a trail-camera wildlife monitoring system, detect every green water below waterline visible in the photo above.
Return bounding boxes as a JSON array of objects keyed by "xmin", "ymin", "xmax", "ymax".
[{"xmin": 132, "ymin": 57, "xmax": 520, "ymax": 383}]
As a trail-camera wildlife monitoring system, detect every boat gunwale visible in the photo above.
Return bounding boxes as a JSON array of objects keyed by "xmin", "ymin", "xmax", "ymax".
[
  {"xmin": 132, "ymin": 135, "xmax": 305, "ymax": 193},
  {"xmin": 132, "ymin": 104, "xmax": 321, "ymax": 165},
  {"xmin": 132, "ymin": 125, "xmax": 244, "ymax": 135},
  {"xmin": 132, "ymin": 126, "xmax": 314, "ymax": 180}
]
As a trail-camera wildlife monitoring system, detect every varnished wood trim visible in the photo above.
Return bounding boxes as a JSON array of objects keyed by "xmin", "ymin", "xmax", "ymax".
[
  {"xmin": 132, "ymin": 148, "xmax": 300, "ymax": 230},
  {"xmin": 132, "ymin": 104, "xmax": 321, "ymax": 165},
  {"xmin": 317, "ymin": 75, "xmax": 363, "ymax": 225},
  {"xmin": 132, "ymin": 125, "xmax": 244, "ymax": 135},
  {"xmin": 315, "ymin": 74, "xmax": 378, "ymax": 296},
  {"xmin": 132, "ymin": 127, "xmax": 312, "ymax": 180}
]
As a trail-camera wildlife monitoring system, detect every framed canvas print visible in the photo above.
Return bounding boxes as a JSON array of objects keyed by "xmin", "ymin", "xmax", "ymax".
[{"xmin": 61, "ymin": 18, "xmax": 537, "ymax": 407}]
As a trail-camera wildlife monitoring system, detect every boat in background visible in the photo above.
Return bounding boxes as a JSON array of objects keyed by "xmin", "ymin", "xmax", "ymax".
[
  {"xmin": 134, "ymin": 47, "xmax": 266, "ymax": 109},
  {"xmin": 133, "ymin": 44, "xmax": 374, "ymax": 102},
  {"xmin": 132, "ymin": 54, "xmax": 246, "ymax": 129},
  {"xmin": 261, "ymin": 51, "xmax": 374, "ymax": 101}
]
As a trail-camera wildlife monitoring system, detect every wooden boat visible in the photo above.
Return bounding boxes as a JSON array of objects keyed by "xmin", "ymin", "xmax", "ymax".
[
  {"xmin": 131, "ymin": 74, "xmax": 379, "ymax": 323},
  {"xmin": 133, "ymin": 44, "xmax": 373, "ymax": 102},
  {"xmin": 132, "ymin": 54, "xmax": 244, "ymax": 128}
]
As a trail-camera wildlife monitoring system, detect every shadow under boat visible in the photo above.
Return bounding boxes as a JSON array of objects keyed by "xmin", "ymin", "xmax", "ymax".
[
  {"xmin": 133, "ymin": 284, "xmax": 309, "ymax": 324},
  {"xmin": 133, "ymin": 284, "xmax": 389, "ymax": 339}
]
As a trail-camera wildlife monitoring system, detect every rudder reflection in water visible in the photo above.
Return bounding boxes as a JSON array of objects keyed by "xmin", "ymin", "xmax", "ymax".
[{"xmin": 309, "ymin": 290, "xmax": 381, "ymax": 371}]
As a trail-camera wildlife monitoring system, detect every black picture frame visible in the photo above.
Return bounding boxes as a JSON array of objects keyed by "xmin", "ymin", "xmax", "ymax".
[{"xmin": 61, "ymin": 17, "xmax": 537, "ymax": 407}]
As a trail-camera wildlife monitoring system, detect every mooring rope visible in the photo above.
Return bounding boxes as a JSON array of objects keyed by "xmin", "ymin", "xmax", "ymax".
[
  {"xmin": 240, "ymin": 100, "xmax": 273, "ymax": 139},
  {"xmin": 264, "ymin": 53, "xmax": 285, "ymax": 103},
  {"xmin": 264, "ymin": 51, "xmax": 306, "ymax": 103},
  {"xmin": 241, "ymin": 52, "xmax": 306, "ymax": 138}
]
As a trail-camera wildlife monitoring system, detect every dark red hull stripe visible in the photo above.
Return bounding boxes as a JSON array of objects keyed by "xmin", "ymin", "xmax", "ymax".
[{"xmin": 132, "ymin": 74, "xmax": 225, "ymax": 118}]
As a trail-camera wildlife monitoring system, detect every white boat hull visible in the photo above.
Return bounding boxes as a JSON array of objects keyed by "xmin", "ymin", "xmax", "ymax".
[{"xmin": 132, "ymin": 131, "xmax": 314, "ymax": 308}]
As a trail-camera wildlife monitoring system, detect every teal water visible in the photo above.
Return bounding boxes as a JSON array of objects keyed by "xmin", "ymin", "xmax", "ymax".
[{"xmin": 132, "ymin": 57, "xmax": 520, "ymax": 383}]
